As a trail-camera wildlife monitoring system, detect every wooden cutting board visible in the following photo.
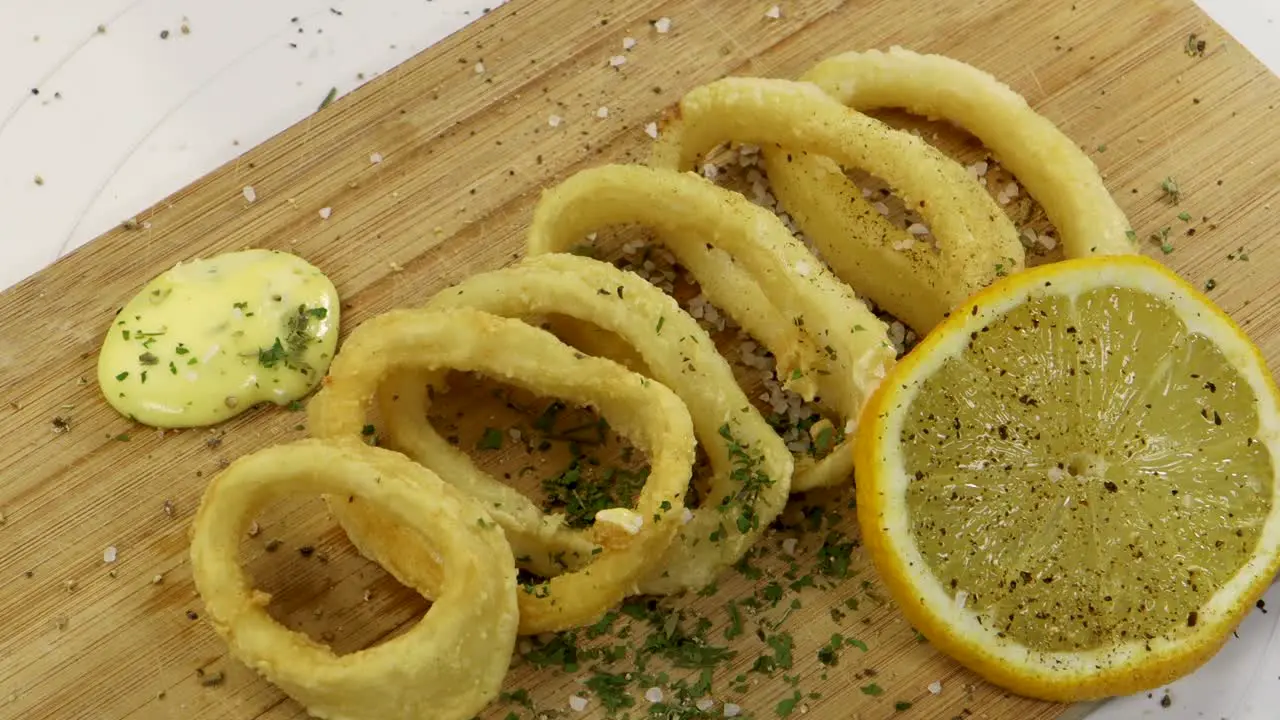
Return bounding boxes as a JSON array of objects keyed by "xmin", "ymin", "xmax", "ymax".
[{"xmin": 2, "ymin": 0, "xmax": 1278, "ymax": 718}]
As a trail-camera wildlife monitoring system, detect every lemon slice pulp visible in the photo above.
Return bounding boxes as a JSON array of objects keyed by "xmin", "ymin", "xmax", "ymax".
[{"xmin": 856, "ymin": 256, "xmax": 1280, "ymax": 701}]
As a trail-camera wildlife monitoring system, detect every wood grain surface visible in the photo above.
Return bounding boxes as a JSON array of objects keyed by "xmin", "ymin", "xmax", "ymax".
[{"xmin": 2, "ymin": 0, "xmax": 1278, "ymax": 718}]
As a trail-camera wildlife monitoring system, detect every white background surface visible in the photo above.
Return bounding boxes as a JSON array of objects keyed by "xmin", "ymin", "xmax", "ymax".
[{"xmin": 0, "ymin": 0, "xmax": 1277, "ymax": 717}]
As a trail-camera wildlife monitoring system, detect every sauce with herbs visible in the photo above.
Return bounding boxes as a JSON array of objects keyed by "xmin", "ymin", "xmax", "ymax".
[{"xmin": 97, "ymin": 249, "xmax": 339, "ymax": 428}]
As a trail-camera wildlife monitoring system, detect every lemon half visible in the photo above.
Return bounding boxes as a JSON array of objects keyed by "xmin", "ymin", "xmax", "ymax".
[{"xmin": 855, "ymin": 255, "xmax": 1280, "ymax": 701}]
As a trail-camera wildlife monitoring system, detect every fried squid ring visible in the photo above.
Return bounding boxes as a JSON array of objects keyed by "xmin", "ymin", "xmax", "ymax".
[
  {"xmin": 798, "ymin": 47, "xmax": 1135, "ymax": 260},
  {"xmin": 526, "ymin": 164, "xmax": 894, "ymax": 492},
  {"xmin": 189, "ymin": 439, "xmax": 517, "ymax": 720},
  {"xmin": 377, "ymin": 254, "xmax": 792, "ymax": 594},
  {"xmin": 753, "ymin": 48, "xmax": 1135, "ymax": 332},
  {"xmin": 308, "ymin": 307, "xmax": 694, "ymax": 633},
  {"xmin": 649, "ymin": 76, "xmax": 1025, "ymax": 334}
]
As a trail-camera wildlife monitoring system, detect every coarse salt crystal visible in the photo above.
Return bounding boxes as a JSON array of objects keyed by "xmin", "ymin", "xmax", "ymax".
[
  {"xmin": 623, "ymin": 37, "xmax": 637, "ymax": 50},
  {"xmin": 1004, "ymin": 181, "xmax": 1020, "ymax": 198},
  {"xmin": 702, "ymin": 163, "xmax": 719, "ymax": 180},
  {"xmin": 1048, "ymin": 467, "xmax": 1066, "ymax": 482},
  {"xmin": 609, "ymin": 55, "xmax": 627, "ymax": 68},
  {"xmin": 956, "ymin": 590, "xmax": 969, "ymax": 609},
  {"xmin": 1040, "ymin": 233, "xmax": 1058, "ymax": 251},
  {"xmin": 569, "ymin": 695, "xmax": 589, "ymax": 712},
  {"xmin": 103, "ymin": 546, "xmax": 118, "ymax": 563},
  {"xmin": 654, "ymin": 17, "xmax": 672, "ymax": 33},
  {"xmin": 644, "ymin": 122, "xmax": 659, "ymax": 139},
  {"xmin": 474, "ymin": 61, "xmax": 485, "ymax": 74},
  {"xmin": 724, "ymin": 703, "xmax": 742, "ymax": 717},
  {"xmin": 907, "ymin": 222, "xmax": 929, "ymax": 235},
  {"xmin": 697, "ymin": 698, "xmax": 717, "ymax": 711},
  {"xmin": 241, "ymin": 186, "xmax": 256, "ymax": 203},
  {"xmin": 369, "ymin": 152, "xmax": 383, "ymax": 164},
  {"xmin": 793, "ymin": 260, "xmax": 811, "ymax": 277},
  {"xmin": 682, "ymin": 508, "xmax": 694, "ymax": 525},
  {"xmin": 596, "ymin": 106, "xmax": 609, "ymax": 118},
  {"xmin": 318, "ymin": 207, "xmax": 332, "ymax": 220},
  {"xmin": 892, "ymin": 237, "xmax": 914, "ymax": 251},
  {"xmin": 765, "ymin": 5, "xmax": 782, "ymax": 19},
  {"xmin": 549, "ymin": 114, "xmax": 562, "ymax": 128},
  {"xmin": 873, "ymin": 201, "xmax": 890, "ymax": 216},
  {"xmin": 928, "ymin": 681, "xmax": 943, "ymax": 695},
  {"xmin": 645, "ymin": 687, "xmax": 664, "ymax": 703},
  {"xmin": 781, "ymin": 537, "xmax": 798, "ymax": 556}
]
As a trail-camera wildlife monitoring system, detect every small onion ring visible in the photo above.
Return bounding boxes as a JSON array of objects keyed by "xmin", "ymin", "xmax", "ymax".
[
  {"xmin": 189, "ymin": 438, "xmax": 517, "ymax": 720},
  {"xmin": 650, "ymin": 76, "xmax": 1025, "ymax": 333},
  {"xmin": 308, "ymin": 307, "xmax": 693, "ymax": 633},
  {"xmin": 379, "ymin": 253, "xmax": 792, "ymax": 594},
  {"xmin": 526, "ymin": 164, "xmax": 894, "ymax": 492}
]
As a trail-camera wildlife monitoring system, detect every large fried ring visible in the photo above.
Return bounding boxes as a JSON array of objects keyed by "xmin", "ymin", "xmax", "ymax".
[
  {"xmin": 650, "ymin": 76, "xmax": 1025, "ymax": 333},
  {"xmin": 379, "ymin": 254, "xmax": 792, "ymax": 594},
  {"xmin": 308, "ymin": 307, "xmax": 693, "ymax": 633},
  {"xmin": 527, "ymin": 164, "xmax": 893, "ymax": 492},
  {"xmin": 189, "ymin": 439, "xmax": 517, "ymax": 720}
]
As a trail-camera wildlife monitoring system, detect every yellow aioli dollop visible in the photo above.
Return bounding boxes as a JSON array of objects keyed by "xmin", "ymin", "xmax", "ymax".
[{"xmin": 97, "ymin": 249, "xmax": 340, "ymax": 428}]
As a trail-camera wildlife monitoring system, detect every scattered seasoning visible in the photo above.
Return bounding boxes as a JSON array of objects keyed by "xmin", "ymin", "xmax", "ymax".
[
  {"xmin": 478, "ymin": 427, "xmax": 504, "ymax": 450},
  {"xmin": 1184, "ymin": 33, "xmax": 1206, "ymax": 57},
  {"xmin": 776, "ymin": 690, "xmax": 801, "ymax": 716},
  {"xmin": 361, "ymin": 424, "xmax": 376, "ymax": 436},
  {"xmin": 653, "ymin": 16, "xmax": 672, "ymax": 33},
  {"xmin": 369, "ymin": 152, "xmax": 383, "ymax": 164},
  {"xmin": 1204, "ymin": 278, "xmax": 1217, "ymax": 291},
  {"xmin": 163, "ymin": 499, "xmax": 175, "ymax": 517},
  {"xmin": 159, "ymin": 29, "xmax": 170, "ymax": 39},
  {"xmin": 861, "ymin": 683, "xmax": 884, "ymax": 696},
  {"xmin": 318, "ymin": 206, "xmax": 332, "ymax": 220},
  {"xmin": 1160, "ymin": 691, "xmax": 1173, "ymax": 708},
  {"xmin": 765, "ymin": 5, "xmax": 782, "ymax": 19},
  {"xmin": 1152, "ymin": 227, "xmax": 1173, "ymax": 254},
  {"xmin": 114, "ymin": 433, "xmax": 130, "ymax": 442},
  {"xmin": 1177, "ymin": 211, "xmax": 1191, "ymax": 222},
  {"xmin": 318, "ymin": 87, "xmax": 338, "ymax": 110},
  {"xmin": 34, "ymin": 174, "xmax": 44, "ymax": 186},
  {"xmin": 895, "ymin": 701, "xmax": 913, "ymax": 711},
  {"xmin": 97, "ymin": 24, "xmax": 107, "ymax": 33},
  {"xmin": 242, "ymin": 186, "xmax": 257, "ymax": 203},
  {"xmin": 1160, "ymin": 176, "xmax": 1181, "ymax": 204},
  {"xmin": 51, "ymin": 416, "xmax": 70, "ymax": 434},
  {"xmin": 1095, "ymin": 143, "xmax": 1107, "ymax": 152},
  {"xmin": 644, "ymin": 121, "xmax": 659, "ymax": 139},
  {"xmin": 196, "ymin": 669, "xmax": 225, "ymax": 687},
  {"xmin": 264, "ymin": 538, "xmax": 282, "ymax": 552},
  {"xmin": 103, "ymin": 546, "xmax": 118, "ymax": 563},
  {"xmin": 298, "ymin": 545, "xmax": 316, "ymax": 558},
  {"xmin": 1227, "ymin": 246, "xmax": 1250, "ymax": 261},
  {"xmin": 474, "ymin": 61, "xmax": 486, "ymax": 74},
  {"xmin": 549, "ymin": 114, "xmax": 563, "ymax": 128}
]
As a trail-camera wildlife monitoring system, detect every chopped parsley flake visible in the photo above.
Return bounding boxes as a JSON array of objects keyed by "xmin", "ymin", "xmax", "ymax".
[
  {"xmin": 478, "ymin": 427, "xmax": 504, "ymax": 450},
  {"xmin": 861, "ymin": 683, "xmax": 884, "ymax": 696}
]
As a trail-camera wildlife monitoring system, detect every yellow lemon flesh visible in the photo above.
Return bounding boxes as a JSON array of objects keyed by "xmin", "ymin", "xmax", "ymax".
[{"xmin": 855, "ymin": 255, "xmax": 1280, "ymax": 702}]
